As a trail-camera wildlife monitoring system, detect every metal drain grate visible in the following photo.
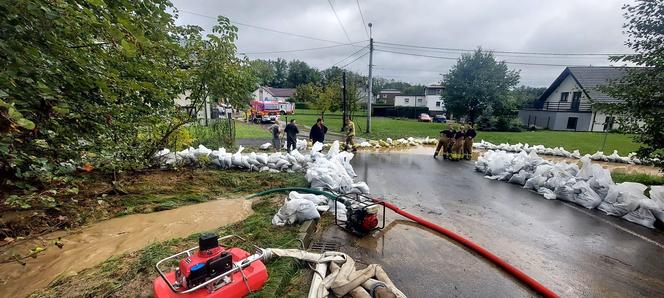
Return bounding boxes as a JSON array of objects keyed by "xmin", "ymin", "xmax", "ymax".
[{"xmin": 309, "ymin": 241, "xmax": 340, "ymax": 252}]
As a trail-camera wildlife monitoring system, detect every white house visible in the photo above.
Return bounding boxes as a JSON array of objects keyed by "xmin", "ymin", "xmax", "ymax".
[
  {"xmin": 252, "ymin": 86, "xmax": 296, "ymax": 102},
  {"xmin": 424, "ymin": 85, "xmax": 445, "ymax": 114},
  {"xmin": 518, "ymin": 66, "xmax": 631, "ymax": 131},
  {"xmin": 394, "ymin": 95, "xmax": 426, "ymax": 107},
  {"xmin": 393, "ymin": 85, "xmax": 445, "ymax": 115}
]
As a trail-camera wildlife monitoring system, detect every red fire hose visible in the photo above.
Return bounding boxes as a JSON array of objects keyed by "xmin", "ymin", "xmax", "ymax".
[
  {"xmin": 249, "ymin": 188, "xmax": 559, "ymax": 297},
  {"xmin": 376, "ymin": 199, "xmax": 559, "ymax": 298}
]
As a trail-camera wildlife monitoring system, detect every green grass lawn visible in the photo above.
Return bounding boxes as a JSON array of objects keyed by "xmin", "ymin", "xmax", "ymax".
[
  {"xmin": 290, "ymin": 109, "xmax": 641, "ymax": 155},
  {"xmin": 235, "ymin": 121, "xmax": 272, "ymax": 138}
]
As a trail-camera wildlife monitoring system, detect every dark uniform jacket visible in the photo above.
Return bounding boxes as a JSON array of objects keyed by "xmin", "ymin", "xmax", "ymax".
[
  {"xmin": 465, "ymin": 129, "xmax": 477, "ymax": 139},
  {"xmin": 441, "ymin": 129, "xmax": 455, "ymax": 139},
  {"xmin": 309, "ymin": 124, "xmax": 328, "ymax": 143},
  {"xmin": 284, "ymin": 123, "xmax": 299, "ymax": 139},
  {"xmin": 454, "ymin": 130, "xmax": 465, "ymax": 140}
]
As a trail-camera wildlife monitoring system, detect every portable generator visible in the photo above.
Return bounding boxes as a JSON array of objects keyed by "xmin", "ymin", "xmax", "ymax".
[
  {"xmin": 153, "ymin": 234, "xmax": 268, "ymax": 298},
  {"xmin": 334, "ymin": 193, "xmax": 385, "ymax": 236}
]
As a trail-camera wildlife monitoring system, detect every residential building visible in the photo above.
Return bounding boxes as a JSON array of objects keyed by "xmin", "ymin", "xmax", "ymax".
[
  {"xmin": 518, "ymin": 66, "xmax": 631, "ymax": 131},
  {"xmin": 392, "ymin": 85, "xmax": 446, "ymax": 115},
  {"xmin": 394, "ymin": 95, "xmax": 426, "ymax": 107},
  {"xmin": 424, "ymin": 85, "xmax": 445, "ymax": 114},
  {"xmin": 252, "ymin": 86, "xmax": 296, "ymax": 102},
  {"xmin": 377, "ymin": 89, "xmax": 401, "ymax": 105}
]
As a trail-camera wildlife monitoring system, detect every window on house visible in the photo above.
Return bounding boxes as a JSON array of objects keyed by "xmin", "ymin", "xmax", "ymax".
[
  {"xmin": 560, "ymin": 92, "xmax": 569, "ymax": 102},
  {"xmin": 566, "ymin": 117, "xmax": 578, "ymax": 130},
  {"xmin": 605, "ymin": 116, "xmax": 615, "ymax": 131},
  {"xmin": 418, "ymin": 98, "xmax": 422, "ymax": 102},
  {"xmin": 572, "ymin": 91, "xmax": 582, "ymax": 102},
  {"xmin": 404, "ymin": 98, "xmax": 410, "ymax": 103},
  {"xmin": 436, "ymin": 102, "xmax": 441, "ymax": 107}
]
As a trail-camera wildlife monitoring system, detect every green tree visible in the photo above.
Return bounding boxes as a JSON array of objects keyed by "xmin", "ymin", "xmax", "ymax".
[
  {"xmin": 270, "ymin": 58, "xmax": 288, "ymax": 87},
  {"xmin": 312, "ymin": 84, "xmax": 341, "ymax": 120},
  {"xmin": 600, "ymin": 0, "xmax": 664, "ymax": 161},
  {"xmin": 286, "ymin": 60, "xmax": 321, "ymax": 87},
  {"xmin": 293, "ymin": 83, "xmax": 321, "ymax": 103},
  {"xmin": 442, "ymin": 48, "xmax": 520, "ymax": 122},
  {"xmin": 249, "ymin": 59, "xmax": 276, "ymax": 87},
  {"xmin": 508, "ymin": 86, "xmax": 547, "ymax": 109}
]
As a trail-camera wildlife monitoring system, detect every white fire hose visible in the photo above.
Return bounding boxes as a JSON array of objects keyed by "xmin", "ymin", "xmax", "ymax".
[{"xmin": 263, "ymin": 248, "xmax": 406, "ymax": 298}]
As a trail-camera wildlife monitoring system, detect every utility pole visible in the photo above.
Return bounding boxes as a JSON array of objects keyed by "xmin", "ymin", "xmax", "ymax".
[
  {"xmin": 366, "ymin": 22, "xmax": 373, "ymax": 133},
  {"xmin": 342, "ymin": 71, "xmax": 347, "ymax": 132}
]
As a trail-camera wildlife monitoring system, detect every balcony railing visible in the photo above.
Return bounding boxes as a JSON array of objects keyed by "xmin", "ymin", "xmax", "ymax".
[{"xmin": 523, "ymin": 101, "xmax": 591, "ymax": 112}]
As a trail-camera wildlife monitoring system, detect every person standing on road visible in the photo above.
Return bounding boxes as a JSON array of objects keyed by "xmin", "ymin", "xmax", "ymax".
[
  {"xmin": 345, "ymin": 117, "xmax": 357, "ymax": 152},
  {"xmin": 434, "ymin": 124, "xmax": 455, "ymax": 159},
  {"xmin": 451, "ymin": 125, "xmax": 465, "ymax": 161},
  {"xmin": 464, "ymin": 123, "xmax": 477, "ymax": 160},
  {"xmin": 284, "ymin": 119, "xmax": 299, "ymax": 152},
  {"xmin": 268, "ymin": 123, "xmax": 281, "ymax": 152},
  {"xmin": 309, "ymin": 118, "xmax": 328, "ymax": 144}
]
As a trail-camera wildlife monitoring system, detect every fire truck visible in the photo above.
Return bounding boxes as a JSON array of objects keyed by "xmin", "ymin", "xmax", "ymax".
[{"xmin": 249, "ymin": 100, "xmax": 280, "ymax": 123}]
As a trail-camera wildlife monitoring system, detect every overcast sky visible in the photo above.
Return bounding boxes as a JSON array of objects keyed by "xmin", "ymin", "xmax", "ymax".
[{"xmin": 171, "ymin": 0, "xmax": 633, "ymax": 87}]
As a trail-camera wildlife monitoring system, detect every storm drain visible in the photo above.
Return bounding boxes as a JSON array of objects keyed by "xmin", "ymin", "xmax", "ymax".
[{"xmin": 309, "ymin": 241, "xmax": 340, "ymax": 252}]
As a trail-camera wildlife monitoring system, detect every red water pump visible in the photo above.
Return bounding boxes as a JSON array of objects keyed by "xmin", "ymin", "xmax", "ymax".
[
  {"xmin": 153, "ymin": 234, "xmax": 268, "ymax": 298},
  {"xmin": 335, "ymin": 193, "xmax": 385, "ymax": 236}
]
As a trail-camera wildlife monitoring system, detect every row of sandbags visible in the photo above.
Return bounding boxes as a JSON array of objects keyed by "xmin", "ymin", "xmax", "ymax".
[
  {"xmin": 475, "ymin": 150, "xmax": 664, "ymax": 229},
  {"xmin": 356, "ymin": 137, "xmax": 438, "ymax": 149},
  {"xmin": 473, "ymin": 140, "xmax": 661, "ymax": 166}
]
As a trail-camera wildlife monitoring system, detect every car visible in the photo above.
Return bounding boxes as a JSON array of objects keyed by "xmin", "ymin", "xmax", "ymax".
[
  {"xmin": 418, "ymin": 113, "xmax": 432, "ymax": 122},
  {"xmin": 433, "ymin": 115, "xmax": 447, "ymax": 123}
]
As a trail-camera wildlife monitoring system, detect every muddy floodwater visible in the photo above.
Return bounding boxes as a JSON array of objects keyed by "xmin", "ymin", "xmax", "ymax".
[
  {"xmin": 0, "ymin": 198, "xmax": 252, "ymax": 298},
  {"xmin": 326, "ymin": 150, "xmax": 664, "ymax": 297}
]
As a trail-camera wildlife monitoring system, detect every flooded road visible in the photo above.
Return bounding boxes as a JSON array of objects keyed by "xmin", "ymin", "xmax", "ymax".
[
  {"xmin": 0, "ymin": 198, "xmax": 253, "ymax": 298},
  {"xmin": 330, "ymin": 148, "xmax": 664, "ymax": 297}
]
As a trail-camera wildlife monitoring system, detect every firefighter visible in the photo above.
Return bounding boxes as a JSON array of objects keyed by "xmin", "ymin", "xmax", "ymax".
[
  {"xmin": 434, "ymin": 124, "xmax": 454, "ymax": 159},
  {"xmin": 345, "ymin": 116, "xmax": 357, "ymax": 152},
  {"xmin": 463, "ymin": 123, "xmax": 477, "ymax": 160},
  {"xmin": 450, "ymin": 125, "xmax": 465, "ymax": 161}
]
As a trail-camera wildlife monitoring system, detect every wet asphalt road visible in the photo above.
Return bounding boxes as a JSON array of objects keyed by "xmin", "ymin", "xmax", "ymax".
[{"xmin": 323, "ymin": 149, "xmax": 664, "ymax": 297}]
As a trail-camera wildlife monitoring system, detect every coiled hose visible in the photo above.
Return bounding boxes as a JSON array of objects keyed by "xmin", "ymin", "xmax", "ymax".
[{"xmin": 249, "ymin": 187, "xmax": 559, "ymax": 298}]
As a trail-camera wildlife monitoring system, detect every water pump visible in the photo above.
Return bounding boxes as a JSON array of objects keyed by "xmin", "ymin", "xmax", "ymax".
[
  {"xmin": 335, "ymin": 193, "xmax": 385, "ymax": 236},
  {"xmin": 153, "ymin": 234, "xmax": 268, "ymax": 298}
]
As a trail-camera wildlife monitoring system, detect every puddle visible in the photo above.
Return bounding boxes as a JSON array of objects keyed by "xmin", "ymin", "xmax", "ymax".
[{"xmin": 0, "ymin": 198, "xmax": 253, "ymax": 298}]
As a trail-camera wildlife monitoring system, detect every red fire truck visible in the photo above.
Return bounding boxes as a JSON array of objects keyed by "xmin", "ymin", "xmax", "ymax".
[{"xmin": 249, "ymin": 100, "xmax": 280, "ymax": 123}]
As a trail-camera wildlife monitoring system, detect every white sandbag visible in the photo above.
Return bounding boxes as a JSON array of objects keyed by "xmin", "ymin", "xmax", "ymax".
[
  {"xmin": 622, "ymin": 207, "xmax": 656, "ymax": 229},
  {"xmin": 256, "ymin": 153, "xmax": 268, "ymax": 165},
  {"xmin": 337, "ymin": 151, "xmax": 357, "ymax": 177},
  {"xmin": 272, "ymin": 198, "xmax": 320, "ymax": 226},
  {"xmin": 538, "ymin": 187, "xmax": 557, "ymax": 200},
  {"xmin": 259, "ymin": 143, "xmax": 272, "ymax": 150},
  {"xmin": 193, "ymin": 144, "xmax": 212, "ymax": 158},
  {"xmin": 598, "ymin": 182, "xmax": 648, "ymax": 216},
  {"xmin": 554, "ymin": 179, "xmax": 576, "ymax": 202},
  {"xmin": 351, "ymin": 182, "xmax": 371, "ymax": 194},
  {"xmin": 647, "ymin": 186, "xmax": 664, "ymax": 223},
  {"xmin": 329, "ymin": 200, "xmax": 348, "ymax": 222},
  {"xmin": 327, "ymin": 140, "xmax": 341, "ymax": 158},
  {"xmin": 311, "ymin": 142, "xmax": 324, "ymax": 155},
  {"xmin": 288, "ymin": 191, "xmax": 328, "ymax": 205},
  {"xmin": 570, "ymin": 180, "xmax": 603, "ymax": 209},
  {"xmin": 508, "ymin": 169, "xmax": 532, "ymax": 185},
  {"xmin": 259, "ymin": 166, "xmax": 270, "ymax": 172}
]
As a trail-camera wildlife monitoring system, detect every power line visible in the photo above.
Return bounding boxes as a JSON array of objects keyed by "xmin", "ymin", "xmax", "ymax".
[
  {"xmin": 340, "ymin": 51, "xmax": 369, "ymax": 69},
  {"xmin": 375, "ymin": 48, "xmax": 595, "ymax": 67},
  {"xmin": 375, "ymin": 41, "xmax": 630, "ymax": 57},
  {"xmin": 375, "ymin": 44, "xmax": 613, "ymax": 60},
  {"xmin": 355, "ymin": 0, "xmax": 370, "ymax": 39},
  {"xmin": 179, "ymin": 9, "xmax": 350, "ymax": 45},
  {"xmin": 327, "ymin": 0, "xmax": 353, "ymax": 43},
  {"xmin": 239, "ymin": 42, "xmax": 364, "ymax": 55},
  {"xmin": 332, "ymin": 45, "xmax": 369, "ymax": 67}
]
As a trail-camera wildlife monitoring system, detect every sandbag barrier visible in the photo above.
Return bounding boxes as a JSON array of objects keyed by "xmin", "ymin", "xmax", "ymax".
[
  {"xmin": 260, "ymin": 137, "xmax": 438, "ymax": 151},
  {"xmin": 474, "ymin": 140, "xmax": 662, "ymax": 166},
  {"xmin": 476, "ymin": 150, "xmax": 664, "ymax": 229}
]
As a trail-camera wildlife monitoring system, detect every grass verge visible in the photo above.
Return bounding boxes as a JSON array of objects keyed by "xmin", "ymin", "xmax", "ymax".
[
  {"xmin": 612, "ymin": 171, "xmax": 664, "ymax": 185},
  {"xmin": 236, "ymin": 122, "xmax": 272, "ymax": 139},
  {"xmin": 30, "ymin": 199, "xmax": 308, "ymax": 298},
  {"xmin": 289, "ymin": 109, "xmax": 640, "ymax": 155},
  {"xmin": 1, "ymin": 170, "xmax": 308, "ymax": 241}
]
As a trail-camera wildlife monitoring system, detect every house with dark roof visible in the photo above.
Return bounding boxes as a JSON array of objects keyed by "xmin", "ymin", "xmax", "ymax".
[
  {"xmin": 518, "ymin": 66, "xmax": 631, "ymax": 131},
  {"xmin": 252, "ymin": 86, "xmax": 296, "ymax": 102}
]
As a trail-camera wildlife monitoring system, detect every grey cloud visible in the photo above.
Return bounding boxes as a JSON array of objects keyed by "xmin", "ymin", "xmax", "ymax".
[{"xmin": 171, "ymin": 0, "xmax": 632, "ymax": 87}]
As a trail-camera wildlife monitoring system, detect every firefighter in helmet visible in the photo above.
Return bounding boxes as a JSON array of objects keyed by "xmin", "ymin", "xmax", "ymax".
[
  {"xmin": 434, "ymin": 123, "xmax": 455, "ymax": 159},
  {"xmin": 463, "ymin": 123, "xmax": 477, "ymax": 160},
  {"xmin": 450, "ymin": 125, "xmax": 465, "ymax": 160}
]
